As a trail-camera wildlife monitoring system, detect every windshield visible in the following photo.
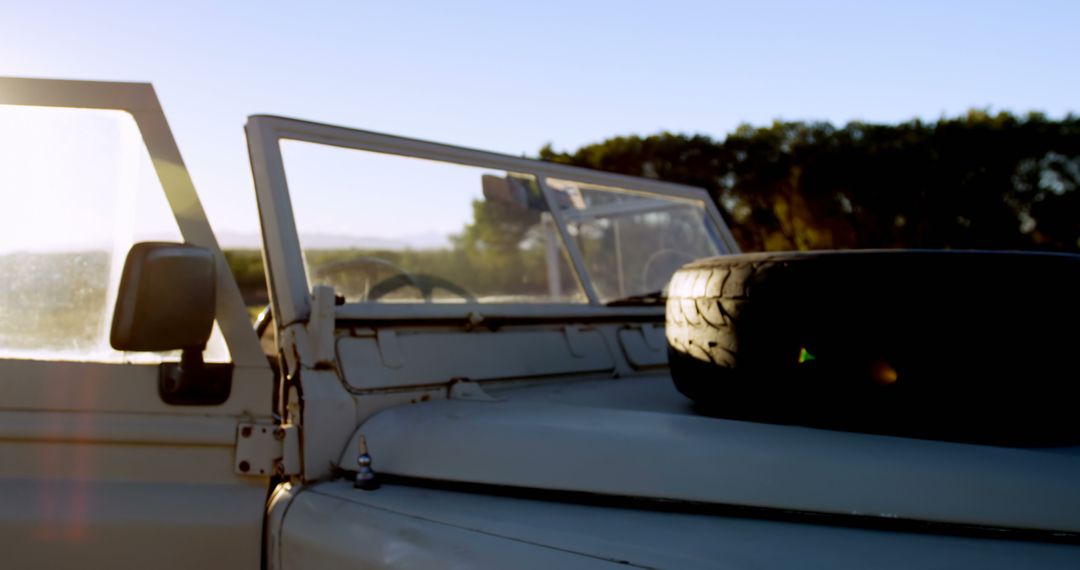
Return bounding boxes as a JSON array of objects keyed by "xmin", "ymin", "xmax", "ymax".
[
  {"xmin": 266, "ymin": 126, "xmax": 731, "ymax": 308},
  {"xmin": 546, "ymin": 178, "xmax": 722, "ymax": 303},
  {"xmin": 281, "ymin": 140, "xmax": 585, "ymax": 303}
]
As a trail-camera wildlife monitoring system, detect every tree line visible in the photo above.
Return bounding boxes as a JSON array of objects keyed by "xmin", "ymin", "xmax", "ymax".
[{"xmin": 539, "ymin": 111, "xmax": 1080, "ymax": 253}]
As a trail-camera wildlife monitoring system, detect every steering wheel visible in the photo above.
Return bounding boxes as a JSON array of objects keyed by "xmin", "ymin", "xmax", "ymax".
[
  {"xmin": 312, "ymin": 256, "xmax": 421, "ymax": 298},
  {"xmin": 312, "ymin": 255, "xmax": 475, "ymax": 302},
  {"xmin": 642, "ymin": 249, "xmax": 696, "ymax": 292},
  {"xmin": 256, "ymin": 255, "xmax": 406, "ymax": 344},
  {"xmin": 367, "ymin": 273, "xmax": 477, "ymax": 302}
]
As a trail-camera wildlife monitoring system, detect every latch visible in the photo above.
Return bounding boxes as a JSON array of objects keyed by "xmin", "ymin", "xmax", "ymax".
[
  {"xmin": 234, "ymin": 422, "xmax": 301, "ymax": 477},
  {"xmin": 617, "ymin": 324, "xmax": 668, "ymax": 369},
  {"xmin": 375, "ymin": 329, "xmax": 404, "ymax": 368},
  {"xmin": 563, "ymin": 324, "xmax": 590, "ymax": 357}
]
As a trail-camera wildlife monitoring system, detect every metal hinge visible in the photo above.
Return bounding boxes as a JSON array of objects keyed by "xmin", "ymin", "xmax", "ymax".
[{"xmin": 234, "ymin": 422, "xmax": 301, "ymax": 477}]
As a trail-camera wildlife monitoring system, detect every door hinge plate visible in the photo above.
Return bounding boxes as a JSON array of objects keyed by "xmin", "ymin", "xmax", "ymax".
[{"xmin": 235, "ymin": 422, "xmax": 300, "ymax": 477}]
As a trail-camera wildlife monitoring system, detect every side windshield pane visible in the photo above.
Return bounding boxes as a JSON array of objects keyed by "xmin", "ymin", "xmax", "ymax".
[
  {"xmin": 0, "ymin": 105, "xmax": 228, "ymax": 362},
  {"xmin": 546, "ymin": 178, "xmax": 721, "ymax": 303},
  {"xmin": 280, "ymin": 140, "xmax": 585, "ymax": 303}
]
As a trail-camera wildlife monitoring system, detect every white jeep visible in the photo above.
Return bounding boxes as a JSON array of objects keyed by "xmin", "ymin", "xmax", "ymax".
[{"xmin": 1, "ymin": 77, "xmax": 1077, "ymax": 569}]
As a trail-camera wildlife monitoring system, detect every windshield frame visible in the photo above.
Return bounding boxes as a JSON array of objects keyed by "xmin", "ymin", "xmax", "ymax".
[{"xmin": 245, "ymin": 115, "xmax": 739, "ymax": 325}]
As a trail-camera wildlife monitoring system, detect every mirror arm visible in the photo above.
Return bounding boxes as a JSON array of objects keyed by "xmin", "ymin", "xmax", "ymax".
[{"xmin": 158, "ymin": 346, "xmax": 233, "ymax": 406}]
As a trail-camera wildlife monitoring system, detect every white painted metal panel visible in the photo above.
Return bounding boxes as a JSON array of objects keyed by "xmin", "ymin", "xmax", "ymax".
[
  {"xmin": 0, "ymin": 359, "xmax": 270, "ymax": 415},
  {"xmin": 287, "ymin": 481, "xmax": 1080, "ymax": 569},
  {"xmin": 0, "ymin": 480, "xmax": 265, "ymax": 569},
  {"xmin": 333, "ymin": 302, "xmax": 663, "ymax": 322},
  {"xmin": 337, "ymin": 329, "xmax": 614, "ymax": 390},
  {"xmin": 279, "ymin": 484, "xmax": 637, "ymax": 570},
  {"xmin": 342, "ymin": 375, "xmax": 1080, "ymax": 534}
]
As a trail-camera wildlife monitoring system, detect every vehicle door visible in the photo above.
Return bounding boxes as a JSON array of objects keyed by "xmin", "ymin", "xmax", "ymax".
[{"xmin": 0, "ymin": 78, "xmax": 278, "ymax": 569}]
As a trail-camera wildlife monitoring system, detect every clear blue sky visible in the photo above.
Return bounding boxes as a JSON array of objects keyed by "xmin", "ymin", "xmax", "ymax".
[{"xmin": 2, "ymin": 0, "xmax": 1077, "ymax": 235}]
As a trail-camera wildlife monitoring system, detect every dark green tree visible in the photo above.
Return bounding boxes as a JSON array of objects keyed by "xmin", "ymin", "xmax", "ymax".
[{"xmin": 540, "ymin": 112, "xmax": 1080, "ymax": 253}]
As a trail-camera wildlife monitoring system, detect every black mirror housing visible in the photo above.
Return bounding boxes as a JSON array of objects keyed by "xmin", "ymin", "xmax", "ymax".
[
  {"xmin": 482, "ymin": 174, "xmax": 529, "ymax": 208},
  {"xmin": 110, "ymin": 242, "xmax": 216, "ymax": 352}
]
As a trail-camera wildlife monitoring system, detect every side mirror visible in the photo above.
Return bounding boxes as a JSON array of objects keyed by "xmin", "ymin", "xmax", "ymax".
[
  {"xmin": 111, "ymin": 242, "xmax": 216, "ymax": 351},
  {"xmin": 111, "ymin": 242, "xmax": 230, "ymax": 406},
  {"xmin": 482, "ymin": 174, "xmax": 529, "ymax": 208}
]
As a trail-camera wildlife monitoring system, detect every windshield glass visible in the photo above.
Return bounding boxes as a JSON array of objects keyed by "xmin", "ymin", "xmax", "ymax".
[
  {"xmin": 280, "ymin": 140, "xmax": 586, "ymax": 303},
  {"xmin": 0, "ymin": 104, "xmax": 229, "ymax": 362},
  {"xmin": 546, "ymin": 178, "xmax": 722, "ymax": 303}
]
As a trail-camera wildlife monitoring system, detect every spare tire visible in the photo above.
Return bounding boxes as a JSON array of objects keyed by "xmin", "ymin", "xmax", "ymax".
[{"xmin": 666, "ymin": 250, "xmax": 1080, "ymax": 446}]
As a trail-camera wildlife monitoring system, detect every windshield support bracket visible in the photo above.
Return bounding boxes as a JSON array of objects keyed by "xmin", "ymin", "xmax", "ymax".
[
  {"xmin": 537, "ymin": 177, "xmax": 600, "ymax": 304},
  {"xmin": 307, "ymin": 285, "xmax": 337, "ymax": 369}
]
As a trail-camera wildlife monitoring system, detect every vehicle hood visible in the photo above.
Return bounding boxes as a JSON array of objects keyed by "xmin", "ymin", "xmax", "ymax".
[{"xmin": 340, "ymin": 374, "xmax": 1080, "ymax": 534}]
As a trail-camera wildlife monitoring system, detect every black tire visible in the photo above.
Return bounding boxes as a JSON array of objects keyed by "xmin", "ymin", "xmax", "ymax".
[{"xmin": 665, "ymin": 250, "xmax": 1080, "ymax": 446}]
